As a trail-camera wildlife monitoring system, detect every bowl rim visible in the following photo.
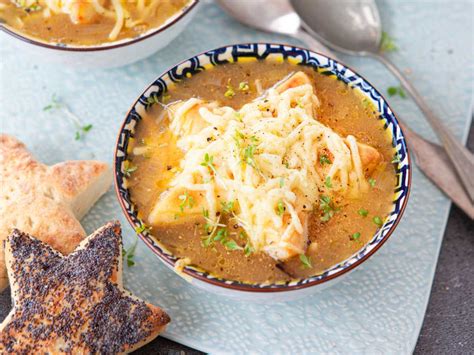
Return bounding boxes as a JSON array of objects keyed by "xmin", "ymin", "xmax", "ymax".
[
  {"xmin": 113, "ymin": 42, "xmax": 412, "ymax": 293},
  {"xmin": 0, "ymin": 0, "xmax": 199, "ymax": 52}
]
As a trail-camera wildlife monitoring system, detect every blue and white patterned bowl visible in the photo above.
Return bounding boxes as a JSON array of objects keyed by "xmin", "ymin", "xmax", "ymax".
[{"xmin": 114, "ymin": 43, "xmax": 411, "ymax": 302}]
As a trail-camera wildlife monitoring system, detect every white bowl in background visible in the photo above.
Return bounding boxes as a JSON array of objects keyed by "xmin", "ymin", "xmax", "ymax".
[{"xmin": 0, "ymin": 0, "xmax": 199, "ymax": 69}]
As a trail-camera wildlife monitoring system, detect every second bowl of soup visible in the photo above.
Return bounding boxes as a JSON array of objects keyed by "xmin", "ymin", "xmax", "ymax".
[
  {"xmin": 114, "ymin": 43, "xmax": 411, "ymax": 302},
  {"xmin": 0, "ymin": 0, "xmax": 199, "ymax": 67}
]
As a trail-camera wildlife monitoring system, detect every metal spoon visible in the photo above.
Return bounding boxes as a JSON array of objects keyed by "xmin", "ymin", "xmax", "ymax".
[
  {"xmin": 291, "ymin": 0, "xmax": 474, "ymax": 202},
  {"xmin": 216, "ymin": 0, "xmax": 336, "ymax": 57}
]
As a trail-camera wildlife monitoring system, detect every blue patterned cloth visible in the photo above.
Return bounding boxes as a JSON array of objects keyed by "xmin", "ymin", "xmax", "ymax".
[{"xmin": 0, "ymin": 0, "xmax": 472, "ymax": 353}]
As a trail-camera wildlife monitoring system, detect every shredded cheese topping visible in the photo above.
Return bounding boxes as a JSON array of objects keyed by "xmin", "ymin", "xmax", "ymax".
[{"xmin": 155, "ymin": 74, "xmax": 369, "ymax": 261}]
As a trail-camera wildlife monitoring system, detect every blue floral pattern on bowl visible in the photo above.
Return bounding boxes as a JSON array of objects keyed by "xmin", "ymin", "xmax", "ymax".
[{"xmin": 114, "ymin": 43, "xmax": 411, "ymax": 292}]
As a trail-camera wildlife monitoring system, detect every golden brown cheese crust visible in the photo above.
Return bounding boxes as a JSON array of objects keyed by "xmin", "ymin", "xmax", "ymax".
[
  {"xmin": 0, "ymin": 134, "xmax": 111, "ymax": 291},
  {"xmin": 0, "ymin": 222, "xmax": 170, "ymax": 354}
]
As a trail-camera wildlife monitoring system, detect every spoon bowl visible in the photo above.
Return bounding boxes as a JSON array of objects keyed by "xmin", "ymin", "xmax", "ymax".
[{"xmin": 291, "ymin": 0, "xmax": 381, "ymax": 54}]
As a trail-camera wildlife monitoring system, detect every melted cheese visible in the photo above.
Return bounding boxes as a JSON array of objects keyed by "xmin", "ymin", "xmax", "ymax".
[{"xmin": 149, "ymin": 72, "xmax": 378, "ymax": 261}]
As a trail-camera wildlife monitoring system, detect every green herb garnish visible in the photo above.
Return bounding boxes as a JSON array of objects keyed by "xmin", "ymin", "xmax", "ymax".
[
  {"xmin": 362, "ymin": 98, "xmax": 371, "ymax": 108},
  {"xmin": 320, "ymin": 155, "xmax": 331, "ymax": 165},
  {"xmin": 350, "ymin": 232, "xmax": 361, "ymax": 241},
  {"xmin": 178, "ymin": 191, "xmax": 195, "ymax": 212},
  {"xmin": 223, "ymin": 239, "xmax": 242, "ymax": 251},
  {"xmin": 380, "ymin": 31, "xmax": 397, "ymax": 52},
  {"xmin": 135, "ymin": 220, "xmax": 152, "ymax": 235},
  {"xmin": 276, "ymin": 199, "xmax": 285, "ymax": 216},
  {"xmin": 203, "ymin": 227, "xmax": 242, "ymax": 251},
  {"xmin": 299, "ymin": 254, "xmax": 312, "ymax": 269},
  {"xmin": 122, "ymin": 237, "xmax": 138, "ymax": 267},
  {"xmin": 221, "ymin": 200, "xmax": 235, "ymax": 214},
  {"xmin": 239, "ymin": 81, "xmax": 249, "ymax": 91},
  {"xmin": 43, "ymin": 94, "xmax": 93, "ymax": 140},
  {"xmin": 358, "ymin": 208, "xmax": 369, "ymax": 217},
  {"xmin": 373, "ymin": 216, "xmax": 383, "ymax": 227},
  {"xmin": 123, "ymin": 160, "xmax": 137, "ymax": 177},
  {"xmin": 234, "ymin": 130, "xmax": 260, "ymax": 171},
  {"xmin": 325, "ymin": 176, "xmax": 333, "ymax": 188},
  {"xmin": 319, "ymin": 195, "xmax": 339, "ymax": 222},
  {"xmin": 225, "ymin": 80, "xmax": 235, "ymax": 98},
  {"xmin": 392, "ymin": 153, "xmax": 402, "ymax": 163},
  {"xmin": 387, "ymin": 86, "xmax": 406, "ymax": 99},
  {"xmin": 368, "ymin": 178, "xmax": 376, "ymax": 187},
  {"xmin": 200, "ymin": 153, "xmax": 218, "ymax": 177},
  {"xmin": 279, "ymin": 177, "xmax": 285, "ymax": 188},
  {"xmin": 43, "ymin": 93, "xmax": 61, "ymax": 111}
]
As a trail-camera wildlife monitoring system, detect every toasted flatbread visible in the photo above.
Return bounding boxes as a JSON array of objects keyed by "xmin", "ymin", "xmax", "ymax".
[
  {"xmin": 0, "ymin": 221, "xmax": 170, "ymax": 354},
  {"xmin": 0, "ymin": 134, "xmax": 112, "ymax": 290}
]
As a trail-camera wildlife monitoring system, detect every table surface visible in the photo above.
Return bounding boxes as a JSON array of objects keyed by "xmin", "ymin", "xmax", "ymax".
[
  {"xmin": 1, "ymin": 124, "xmax": 472, "ymax": 355},
  {"xmin": 1, "ymin": 1, "xmax": 473, "ymax": 353}
]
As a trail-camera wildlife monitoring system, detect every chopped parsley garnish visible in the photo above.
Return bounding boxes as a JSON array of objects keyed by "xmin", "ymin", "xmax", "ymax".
[
  {"xmin": 296, "ymin": 98, "xmax": 304, "ymax": 108},
  {"xmin": 392, "ymin": 153, "xmax": 402, "ymax": 163},
  {"xmin": 358, "ymin": 208, "xmax": 369, "ymax": 217},
  {"xmin": 239, "ymin": 81, "xmax": 250, "ymax": 91},
  {"xmin": 244, "ymin": 241, "xmax": 254, "ymax": 256},
  {"xmin": 178, "ymin": 191, "xmax": 195, "ymax": 212},
  {"xmin": 299, "ymin": 254, "xmax": 312, "ymax": 269},
  {"xmin": 224, "ymin": 80, "xmax": 235, "ymax": 98},
  {"xmin": 279, "ymin": 177, "xmax": 285, "ymax": 188},
  {"xmin": 319, "ymin": 195, "xmax": 339, "ymax": 222},
  {"xmin": 135, "ymin": 220, "xmax": 152, "ymax": 235},
  {"xmin": 325, "ymin": 176, "xmax": 333, "ymax": 188},
  {"xmin": 276, "ymin": 199, "xmax": 285, "ymax": 216},
  {"xmin": 234, "ymin": 111, "xmax": 243, "ymax": 122},
  {"xmin": 387, "ymin": 86, "xmax": 406, "ymax": 99},
  {"xmin": 368, "ymin": 178, "xmax": 376, "ymax": 187},
  {"xmin": 123, "ymin": 160, "xmax": 137, "ymax": 177},
  {"xmin": 373, "ymin": 216, "xmax": 383, "ymax": 227},
  {"xmin": 43, "ymin": 94, "xmax": 93, "ymax": 140},
  {"xmin": 200, "ymin": 153, "xmax": 218, "ymax": 177},
  {"xmin": 350, "ymin": 232, "xmax": 361, "ymax": 241},
  {"xmin": 320, "ymin": 155, "xmax": 332, "ymax": 165},
  {"xmin": 221, "ymin": 200, "xmax": 235, "ymax": 214},
  {"xmin": 380, "ymin": 31, "xmax": 397, "ymax": 52},
  {"xmin": 122, "ymin": 237, "xmax": 138, "ymax": 267}
]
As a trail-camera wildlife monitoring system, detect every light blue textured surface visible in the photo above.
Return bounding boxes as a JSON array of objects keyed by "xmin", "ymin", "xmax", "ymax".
[{"xmin": 0, "ymin": 0, "xmax": 472, "ymax": 353}]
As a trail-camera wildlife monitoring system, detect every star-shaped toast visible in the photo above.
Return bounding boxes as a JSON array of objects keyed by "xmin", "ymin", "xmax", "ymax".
[
  {"xmin": 0, "ymin": 134, "xmax": 112, "ymax": 290},
  {"xmin": 0, "ymin": 221, "xmax": 170, "ymax": 354}
]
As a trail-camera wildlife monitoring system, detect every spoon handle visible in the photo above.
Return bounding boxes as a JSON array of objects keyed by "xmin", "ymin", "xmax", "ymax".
[
  {"xmin": 294, "ymin": 28, "xmax": 337, "ymax": 58},
  {"xmin": 372, "ymin": 53, "xmax": 474, "ymax": 202}
]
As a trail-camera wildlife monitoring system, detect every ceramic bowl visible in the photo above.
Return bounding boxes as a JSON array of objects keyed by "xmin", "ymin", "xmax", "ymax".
[
  {"xmin": 0, "ymin": 0, "xmax": 199, "ymax": 69},
  {"xmin": 114, "ymin": 43, "xmax": 411, "ymax": 302}
]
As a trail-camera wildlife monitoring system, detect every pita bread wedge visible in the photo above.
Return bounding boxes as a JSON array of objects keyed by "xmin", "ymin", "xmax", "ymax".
[{"xmin": 0, "ymin": 134, "xmax": 111, "ymax": 290}]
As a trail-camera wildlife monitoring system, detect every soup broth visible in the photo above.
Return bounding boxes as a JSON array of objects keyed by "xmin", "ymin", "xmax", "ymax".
[
  {"xmin": 127, "ymin": 61, "xmax": 396, "ymax": 284},
  {"xmin": 0, "ymin": 0, "xmax": 189, "ymax": 45}
]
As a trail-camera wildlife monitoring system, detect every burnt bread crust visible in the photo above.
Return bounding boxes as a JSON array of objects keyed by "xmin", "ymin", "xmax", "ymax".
[{"xmin": 0, "ymin": 221, "xmax": 170, "ymax": 354}]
